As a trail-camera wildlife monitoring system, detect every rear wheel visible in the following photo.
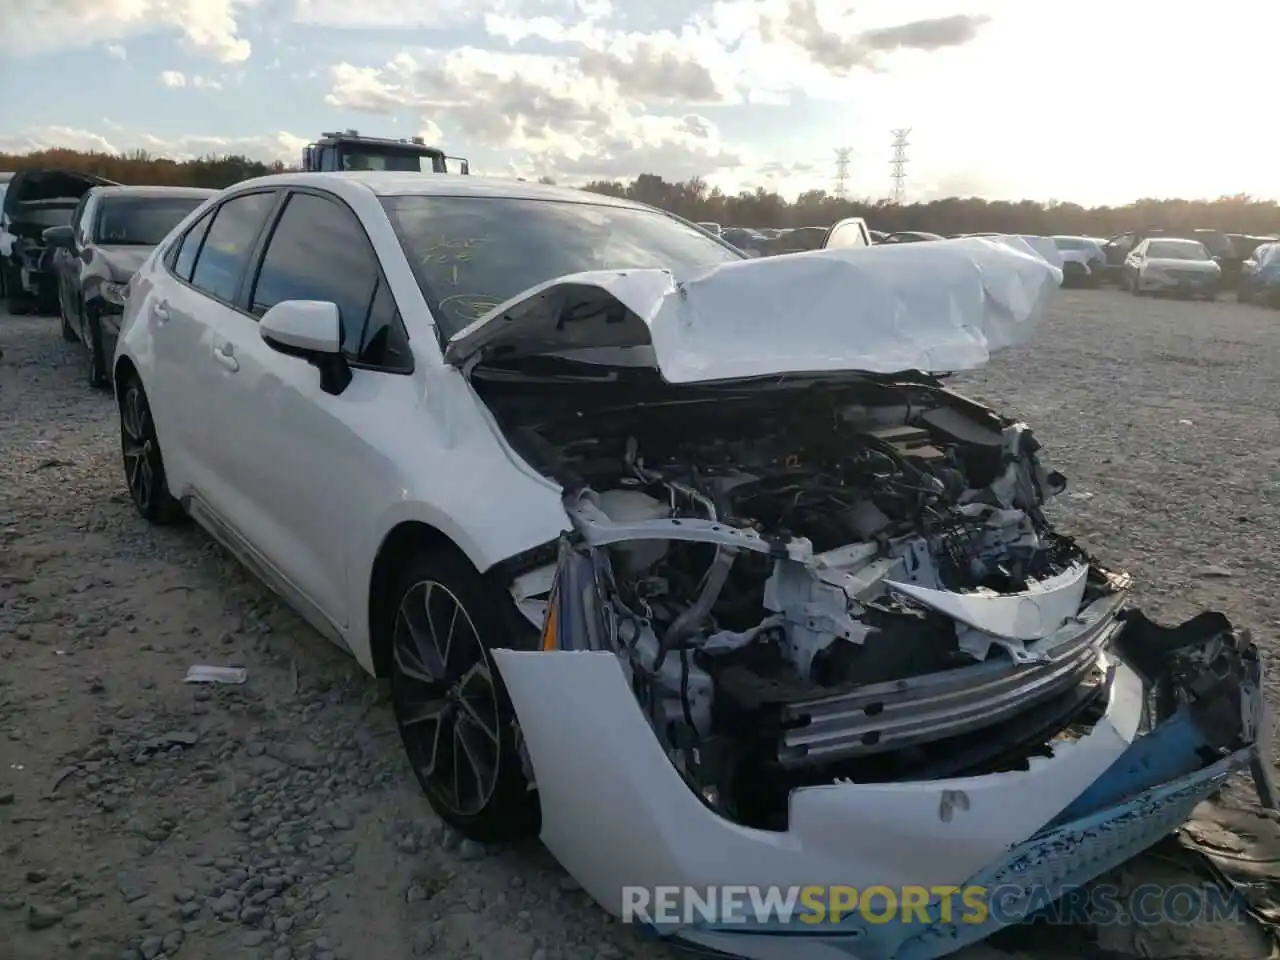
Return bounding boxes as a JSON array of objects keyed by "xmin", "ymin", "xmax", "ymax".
[
  {"xmin": 389, "ymin": 546, "xmax": 540, "ymax": 843},
  {"xmin": 119, "ymin": 375, "xmax": 184, "ymax": 524}
]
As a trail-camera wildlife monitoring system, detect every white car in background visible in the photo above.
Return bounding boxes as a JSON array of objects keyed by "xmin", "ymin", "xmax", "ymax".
[
  {"xmin": 112, "ymin": 173, "xmax": 1272, "ymax": 960},
  {"xmin": 1124, "ymin": 237, "xmax": 1223, "ymax": 299},
  {"xmin": 1050, "ymin": 235, "xmax": 1108, "ymax": 287}
]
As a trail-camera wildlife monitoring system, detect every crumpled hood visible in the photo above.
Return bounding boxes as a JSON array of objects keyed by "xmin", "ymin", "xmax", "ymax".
[
  {"xmin": 96, "ymin": 245, "xmax": 153, "ymax": 280},
  {"xmin": 444, "ymin": 237, "xmax": 1063, "ymax": 383}
]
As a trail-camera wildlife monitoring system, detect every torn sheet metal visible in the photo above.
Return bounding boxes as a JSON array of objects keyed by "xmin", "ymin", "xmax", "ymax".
[
  {"xmin": 444, "ymin": 237, "xmax": 1063, "ymax": 381},
  {"xmin": 495, "ymin": 542, "xmax": 1274, "ymax": 960},
  {"xmin": 886, "ymin": 562, "xmax": 1090, "ymax": 653}
]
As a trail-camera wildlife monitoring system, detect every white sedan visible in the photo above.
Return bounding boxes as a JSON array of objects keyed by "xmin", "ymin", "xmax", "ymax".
[{"xmin": 113, "ymin": 174, "xmax": 1273, "ymax": 960}]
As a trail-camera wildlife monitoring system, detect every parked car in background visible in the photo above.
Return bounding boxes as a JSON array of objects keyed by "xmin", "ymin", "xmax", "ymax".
[
  {"xmin": 720, "ymin": 227, "xmax": 769, "ymax": 257},
  {"xmin": 821, "ymin": 217, "xmax": 872, "ymax": 250},
  {"xmin": 766, "ymin": 226, "xmax": 828, "ymax": 253},
  {"xmin": 1051, "ymin": 235, "xmax": 1107, "ymax": 287},
  {"xmin": 869, "ymin": 229, "xmax": 889, "ymax": 243},
  {"xmin": 1, "ymin": 169, "xmax": 115, "ymax": 314},
  {"xmin": 1186, "ymin": 228, "xmax": 1241, "ymax": 285},
  {"xmin": 1100, "ymin": 228, "xmax": 1165, "ymax": 282},
  {"xmin": 43, "ymin": 185, "xmax": 216, "ymax": 387},
  {"xmin": 696, "ymin": 221, "xmax": 723, "ymax": 237},
  {"xmin": 1124, "ymin": 237, "xmax": 1222, "ymax": 299},
  {"xmin": 0, "ymin": 173, "xmax": 12, "ymax": 298},
  {"xmin": 1238, "ymin": 241, "xmax": 1280, "ymax": 307},
  {"xmin": 906, "ymin": 231, "xmax": 943, "ymax": 242},
  {"xmin": 1227, "ymin": 233, "xmax": 1276, "ymax": 262},
  {"xmin": 884, "ymin": 231, "xmax": 944, "ymax": 243}
]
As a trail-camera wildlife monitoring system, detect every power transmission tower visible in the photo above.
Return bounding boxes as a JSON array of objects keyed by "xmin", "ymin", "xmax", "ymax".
[
  {"xmin": 890, "ymin": 128, "xmax": 911, "ymax": 205},
  {"xmin": 833, "ymin": 147, "xmax": 852, "ymax": 199}
]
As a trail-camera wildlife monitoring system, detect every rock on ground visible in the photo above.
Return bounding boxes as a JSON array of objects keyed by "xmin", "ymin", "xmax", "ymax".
[{"xmin": 1, "ymin": 290, "xmax": 1276, "ymax": 960}]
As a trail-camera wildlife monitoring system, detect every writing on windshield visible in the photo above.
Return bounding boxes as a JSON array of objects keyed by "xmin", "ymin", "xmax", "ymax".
[
  {"xmin": 381, "ymin": 195, "xmax": 741, "ymax": 339},
  {"xmin": 96, "ymin": 197, "xmax": 207, "ymax": 246}
]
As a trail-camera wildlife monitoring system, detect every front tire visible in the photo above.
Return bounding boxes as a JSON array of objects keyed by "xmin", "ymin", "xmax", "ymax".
[
  {"xmin": 119, "ymin": 375, "xmax": 184, "ymax": 524},
  {"xmin": 389, "ymin": 546, "xmax": 540, "ymax": 843}
]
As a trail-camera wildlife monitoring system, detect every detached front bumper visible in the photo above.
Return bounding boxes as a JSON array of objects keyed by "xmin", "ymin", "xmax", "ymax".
[{"xmin": 495, "ymin": 561, "xmax": 1275, "ymax": 960}]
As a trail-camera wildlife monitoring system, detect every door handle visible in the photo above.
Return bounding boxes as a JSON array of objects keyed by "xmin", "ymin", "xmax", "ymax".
[
  {"xmin": 213, "ymin": 341, "xmax": 239, "ymax": 373},
  {"xmin": 153, "ymin": 300, "xmax": 170, "ymax": 323}
]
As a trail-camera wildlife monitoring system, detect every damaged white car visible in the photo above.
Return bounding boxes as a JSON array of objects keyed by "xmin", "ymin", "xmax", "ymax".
[{"xmin": 114, "ymin": 174, "xmax": 1275, "ymax": 960}]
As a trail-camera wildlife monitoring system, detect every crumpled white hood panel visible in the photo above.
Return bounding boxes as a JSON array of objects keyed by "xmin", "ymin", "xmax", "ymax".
[{"xmin": 444, "ymin": 237, "xmax": 1063, "ymax": 383}]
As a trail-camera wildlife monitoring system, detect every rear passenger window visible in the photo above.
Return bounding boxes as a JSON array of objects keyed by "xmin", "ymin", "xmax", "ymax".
[
  {"xmin": 250, "ymin": 191, "xmax": 411, "ymax": 371},
  {"xmin": 172, "ymin": 210, "xmax": 214, "ymax": 281},
  {"xmin": 189, "ymin": 192, "xmax": 276, "ymax": 303}
]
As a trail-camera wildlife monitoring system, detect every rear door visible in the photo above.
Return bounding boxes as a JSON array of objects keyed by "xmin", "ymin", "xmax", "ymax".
[
  {"xmin": 200, "ymin": 187, "xmax": 416, "ymax": 631},
  {"xmin": 147, "ymin": 190, "xmax": 279, "ymax": 506}
]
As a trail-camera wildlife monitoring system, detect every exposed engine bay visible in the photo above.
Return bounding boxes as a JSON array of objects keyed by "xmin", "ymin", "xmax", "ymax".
[{"xmin": 481, "ymin": 369, "xmax": 1130, "ymax": 828}]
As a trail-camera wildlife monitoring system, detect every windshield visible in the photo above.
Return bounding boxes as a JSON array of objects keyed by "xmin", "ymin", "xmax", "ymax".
[
  {"xmin": 341, "ymin": 149, "xmax": 445, "ymax": 173},
  {"xmin": 381, "ymin": 195, "xmax": 743, "ymax": 338},
  {"xmin": 17, "ymin": 205, "xmax": 77, "ymax": 228},
  {"xmin": 95, "ymin": 196, "xmax": 207, "ymax": 245},
  {"xmin": 1147, "ymin": 240, "xmax": 1211, "ymax": 260}
]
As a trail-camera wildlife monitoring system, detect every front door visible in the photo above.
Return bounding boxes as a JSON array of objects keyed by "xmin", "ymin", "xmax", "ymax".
[{"xmin": 198, "ymin": 189, "xmax": 416, "ymax": 632}]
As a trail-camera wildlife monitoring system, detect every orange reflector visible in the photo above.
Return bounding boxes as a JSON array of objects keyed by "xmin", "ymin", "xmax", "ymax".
[{"xmin": 541, "ymin": 584, "xmax": 558, "ymax": 651}]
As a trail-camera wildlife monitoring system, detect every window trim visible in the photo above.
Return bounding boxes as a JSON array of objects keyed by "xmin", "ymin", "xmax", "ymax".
[
  {"xmin": 244, "ymin": 185, "xmax": 414, "ymax": 376},
  {"xmin": 162, "ymin": 188, "xmax": 284, "ymax": 319}
]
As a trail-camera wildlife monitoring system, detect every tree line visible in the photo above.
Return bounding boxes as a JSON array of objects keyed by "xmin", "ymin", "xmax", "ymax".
[{"xmin": 4, "ymin": 148, "xmax": 1278, "ymax": 239}]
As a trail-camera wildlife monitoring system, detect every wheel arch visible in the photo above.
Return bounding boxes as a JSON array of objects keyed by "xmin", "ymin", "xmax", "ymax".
[
  {"xmin": 366, "ymin": 520, "xmax": 555, "ymax": 679},
  {"xmin": 113, "ymin": 354, "xmax": 139, "ymax": 403},
  {"xmin": 367, "ymin": 520, "xmax": 457, "ymax": 678}
]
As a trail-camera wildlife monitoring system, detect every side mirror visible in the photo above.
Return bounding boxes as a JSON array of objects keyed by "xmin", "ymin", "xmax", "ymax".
[
  {"xmin": 259, "ymin": 300, "xmax": 351, "ymax": 395},
  {"xmin": 42, "ymin": 225, "xmax": 74, "ymax": 249}
]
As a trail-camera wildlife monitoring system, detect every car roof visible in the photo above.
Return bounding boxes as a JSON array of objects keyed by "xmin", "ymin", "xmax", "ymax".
[
  {"xmin": 94, "ymin": 185, "xmax": 219, "ymax": 199},
  {"xmin": 223, "ymin": 172, "xmax": 651, "ymax": 211}
]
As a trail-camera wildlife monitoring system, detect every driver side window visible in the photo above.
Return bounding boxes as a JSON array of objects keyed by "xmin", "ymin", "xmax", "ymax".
[{"xmin": 249, "ymin": 191, "xmax": 412, "ymax": 372}]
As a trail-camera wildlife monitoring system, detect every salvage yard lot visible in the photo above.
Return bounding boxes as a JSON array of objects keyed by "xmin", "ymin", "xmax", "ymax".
[{"xmin": 1, "ymin": 288, "xmax": 1278, "ymax": 960}]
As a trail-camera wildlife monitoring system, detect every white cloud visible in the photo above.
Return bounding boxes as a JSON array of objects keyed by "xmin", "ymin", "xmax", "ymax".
[
  {"xmin": 106, "ymin": 43, "xmax": 127, "ymax": 59},
  {"xmin": 193, "ymin": 75, "xmax": 225, "ymax": 90},
  {"xmin": 0, "ymin": 126, "xmax": 307, "ymax": 167},
  {"xmin": 292, "ymin": 0, "xmax": 477, "ymax": 29},
  {"xmin": 4, "ymin": 0, "xmax": 252, "ymax": 63},
  {"xmin": 160, "ymin": 70, "xmax": 187, "ymax": 88},
  {"xmin": 0, "ymin": 126, "xmax": 119, "ymax": 156},
  {"xmin": 325, "ymin": 48, "xmax": 744, "ymax": 184}
]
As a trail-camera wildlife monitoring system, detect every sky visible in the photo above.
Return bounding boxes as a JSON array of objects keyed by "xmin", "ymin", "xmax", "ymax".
[{"xmin": 0, "ymin": 0, "xmax": 1275, "ymax": 205}]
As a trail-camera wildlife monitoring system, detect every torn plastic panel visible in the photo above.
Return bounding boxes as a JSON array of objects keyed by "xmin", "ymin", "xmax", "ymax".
[{"xmin": 499, "ymin": 543, "xmax": 1274, "ymax": 960}]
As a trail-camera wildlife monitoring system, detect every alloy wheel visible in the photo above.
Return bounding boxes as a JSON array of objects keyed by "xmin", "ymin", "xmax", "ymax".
[
  {"xmin": 121, "ymin": 385, "xmax": 156, "ymax": 512},
  {"xmin": 392, "ymin": 580, "xmax": 503, "ymax": 818}
]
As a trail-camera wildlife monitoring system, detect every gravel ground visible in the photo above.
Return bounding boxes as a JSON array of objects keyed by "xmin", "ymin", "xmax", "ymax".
[{"xmin": 1, "ymin": 288, "xmax": 1277, "ymax": 960}]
